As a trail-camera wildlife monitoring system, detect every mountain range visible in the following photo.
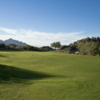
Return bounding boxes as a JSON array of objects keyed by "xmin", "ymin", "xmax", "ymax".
[{"xmin": 0, "ymin": 38, "xmax": 27, "ymax": 46}]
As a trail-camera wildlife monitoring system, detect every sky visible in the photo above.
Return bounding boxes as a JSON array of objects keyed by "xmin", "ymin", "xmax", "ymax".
[{"xmin": 0, "ymin": 0, "xmax": 100, "ymax": 46}]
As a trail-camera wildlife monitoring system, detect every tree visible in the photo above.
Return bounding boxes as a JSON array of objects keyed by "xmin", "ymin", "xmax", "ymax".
[{"xmin": 51, "ymin": 42, "xmax": 61, "ymax": 49}]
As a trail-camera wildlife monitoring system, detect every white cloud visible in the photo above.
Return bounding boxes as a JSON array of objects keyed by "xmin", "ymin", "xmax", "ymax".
[
  {"xmin": 0, "ymin": 27, "xmax": 17, "ymax": 34},
  {"xmin": 0, "ymin": 27, "xmax": 85, "ymax": 46}
]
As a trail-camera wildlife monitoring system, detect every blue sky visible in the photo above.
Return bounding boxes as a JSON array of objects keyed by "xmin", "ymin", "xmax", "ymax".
[{"xmin": 0, "ymin": 0, "xmax": 100, "ymax": 46}]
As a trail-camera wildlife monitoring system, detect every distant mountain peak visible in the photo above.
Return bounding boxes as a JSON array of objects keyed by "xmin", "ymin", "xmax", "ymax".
[
  {"xmin": 0, "ymin": 38, "xmax": 27, "ymax": 46},
  {"xmin": 8, "ymin": 38, "xmax": 13, "ymax": 40}
]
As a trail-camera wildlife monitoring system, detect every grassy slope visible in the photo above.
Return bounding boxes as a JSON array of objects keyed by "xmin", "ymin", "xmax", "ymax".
[{"xmin": 0, "ymin": 51, "xmax": 100, "ymax": 100}]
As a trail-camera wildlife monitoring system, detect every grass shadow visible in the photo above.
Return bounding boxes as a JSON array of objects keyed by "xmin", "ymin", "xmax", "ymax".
[
  {"xmin": 0, "ymin": 55, "xmax": 8, "ymax": 58},
  {"xmin": 0, "ymin": 49, "xmax": 24, "ymax": 52},
  {"xmin": 0, "ymin": 49, "xmax": 53, "ymax": 52},
  {"xmin": 0, "ymin": 64, "xmax": 57, "ymax": 84}
]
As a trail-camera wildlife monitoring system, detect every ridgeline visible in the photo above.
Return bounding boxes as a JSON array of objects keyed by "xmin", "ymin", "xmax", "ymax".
[{"xmin": 69, "ymin": 37, "xmax": 100, "ymax": 46}]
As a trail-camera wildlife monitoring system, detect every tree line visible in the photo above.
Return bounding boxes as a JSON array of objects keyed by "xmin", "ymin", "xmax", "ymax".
[{"xmin": 0, "ymin": 43, "xmax": 40, "ymax": 51}]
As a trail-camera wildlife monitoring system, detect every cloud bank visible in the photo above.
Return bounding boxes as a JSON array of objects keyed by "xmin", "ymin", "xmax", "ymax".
[{"xmin": 0, "ymin": 27, "xmax": 85, "ymax": 46}]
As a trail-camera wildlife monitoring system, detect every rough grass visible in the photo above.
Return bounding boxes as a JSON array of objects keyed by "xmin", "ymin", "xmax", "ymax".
[{"xmin": 0, "ymin": 51, "xmax": 100, "ymax": 100}]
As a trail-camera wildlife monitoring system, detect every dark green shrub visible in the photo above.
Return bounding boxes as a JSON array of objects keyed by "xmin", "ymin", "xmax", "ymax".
[{"xmin": 0, "ymin": 43, "xmax": 6, "ymax": 49}]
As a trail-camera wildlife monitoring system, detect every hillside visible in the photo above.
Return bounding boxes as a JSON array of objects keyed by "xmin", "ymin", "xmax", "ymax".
[
  {"xmin": 60, "ymin": 37, "xmax": 100, "ymax": 55},
  {"xmin": 69, "ymin": 37, "xmax": 100, "ymax": 46}
]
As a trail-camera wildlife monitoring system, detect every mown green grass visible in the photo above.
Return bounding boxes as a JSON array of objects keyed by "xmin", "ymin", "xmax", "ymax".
[{"xmin": 0, "ymin": 51, "xmax": 100, "ymax": 100}]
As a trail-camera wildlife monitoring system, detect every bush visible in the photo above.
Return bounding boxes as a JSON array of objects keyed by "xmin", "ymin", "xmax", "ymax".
[
  {"xmin": 0, "ymin": 43, "xmax": 6, "ymax": 49},
  {"xmin": 64, "ymin": 45, "xmax": 77, "ymax": 53},
  {"xmin": 7, "ymin": 44, "xmax": 17, "ymax": 49},
  {"xmin": 77, "ymin": 41, "xmax": 100, "ymax": 56}
]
